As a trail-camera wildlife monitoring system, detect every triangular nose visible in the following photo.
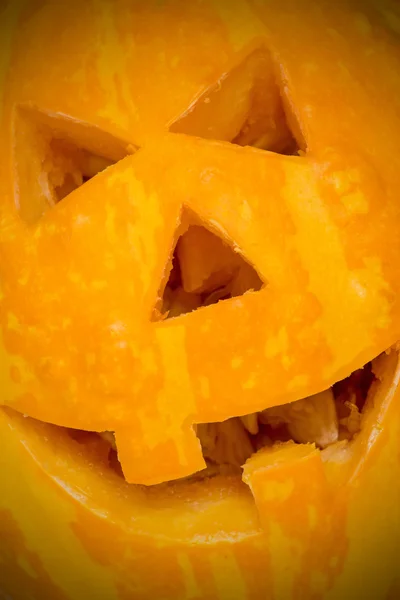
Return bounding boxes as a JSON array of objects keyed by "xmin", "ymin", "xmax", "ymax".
[{"xmin": 155, "ymin": 215, "xmax": 264, "ymax": 322}]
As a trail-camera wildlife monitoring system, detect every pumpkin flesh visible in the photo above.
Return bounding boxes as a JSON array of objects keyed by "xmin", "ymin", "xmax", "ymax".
[{"xmin": 1, "ymin": 0, "xmax": 400, "ymax": 598}]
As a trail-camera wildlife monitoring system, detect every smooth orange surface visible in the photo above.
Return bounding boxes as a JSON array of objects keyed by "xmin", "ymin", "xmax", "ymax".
[{"xmin": 1, "ymin": 0, "xmax": 400, "ymax": 597}]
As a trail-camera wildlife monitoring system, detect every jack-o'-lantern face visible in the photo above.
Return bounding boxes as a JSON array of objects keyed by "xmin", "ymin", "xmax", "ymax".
[{"xmin": 1, "ymin": 0, "xmax": 400, "ymax": 598}]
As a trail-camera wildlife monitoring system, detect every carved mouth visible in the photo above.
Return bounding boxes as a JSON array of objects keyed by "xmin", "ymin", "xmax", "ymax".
[{"xmin": 84, "ymin": 350, "xmax": 382, "ymax": 484}]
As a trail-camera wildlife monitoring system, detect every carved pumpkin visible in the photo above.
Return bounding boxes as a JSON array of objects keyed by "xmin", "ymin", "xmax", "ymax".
[{"xmin": 1, "ymin": 0, "xmax": 400, "ymax": 598}]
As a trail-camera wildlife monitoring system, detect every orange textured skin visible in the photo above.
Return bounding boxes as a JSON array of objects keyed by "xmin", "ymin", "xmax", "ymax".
[{"xmin": 1, "ymin": 0, "xmax": 400, "ymax": 598}]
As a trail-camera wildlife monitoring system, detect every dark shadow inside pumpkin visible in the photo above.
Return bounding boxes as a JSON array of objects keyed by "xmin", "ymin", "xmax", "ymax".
[
  {"xmin": 14, "ymin": 106, "xmax": 131, "ymax": 223},
  {"xmin": 169, "ymin": 46, "xmax": 305, "ymax": 155}
]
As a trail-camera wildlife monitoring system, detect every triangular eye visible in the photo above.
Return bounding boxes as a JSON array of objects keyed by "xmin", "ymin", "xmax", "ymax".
[
  {"xmin": 14, "ymin": 106, "xmax": 132, "ymax": 223},
  {"xmin": 170, "ymin": 47, "xmax": 305, "ymax": 155},
  {"xmin": 154, "ymin": 218, "xmax": 264, "ymax": 321}
]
